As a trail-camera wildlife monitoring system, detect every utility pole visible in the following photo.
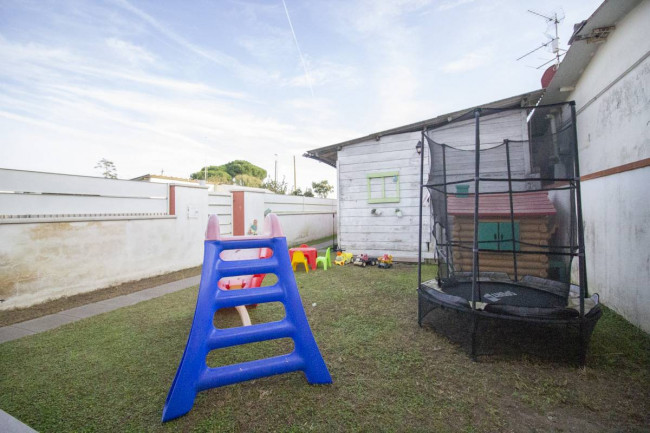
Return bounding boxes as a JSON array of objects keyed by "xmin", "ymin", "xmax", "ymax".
[{"xmin": 274, "ymin": 154, "xmax": 278, "ymax": 183}]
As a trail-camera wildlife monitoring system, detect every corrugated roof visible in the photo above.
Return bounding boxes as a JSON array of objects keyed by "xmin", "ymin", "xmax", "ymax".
[{"xmin": 447, "ymin": 191, "xmax": 557, "ymax": 217}]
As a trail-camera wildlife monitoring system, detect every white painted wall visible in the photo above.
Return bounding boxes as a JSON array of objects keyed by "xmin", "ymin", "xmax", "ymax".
[
  {"xmin": 580, "ymin": 167, "xmax": 650, "ymax": 332},
  {"xmin": 243, "ymin": 191, "xmax": 268, "ymax": 235},
  {"xmin": 0, "ymin": 168, "xmax": 169, "ymax": 216},
  {"xmin": 0, "ymin": 185, "xmax": 207, "ymax": 310},
  {"xmin": 0, "ymin": 170, "xmax": 336, "ymax": 309},
  {"xmin": 569, "ymin": 0, "xmax": 650, "ymax": 175},
  {"xmin": 566, "ymin": 0, "xmax": 650, "ymax": 332},
  {"xmin": 208, "ymin": 192, "xmax": 232, "ymax": 236},
  {"xmin": 263, "ymin": 194, "xmax": 337, "ymax": 245},
  {"xmin": 338, "ymin": 131, "xmax": 429, "ymax": 260},
  {"xmin": 337, "ymin": 109, "xmax": 528, "ymax": 260}
]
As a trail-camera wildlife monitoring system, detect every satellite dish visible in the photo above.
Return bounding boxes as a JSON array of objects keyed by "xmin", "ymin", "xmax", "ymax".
[{"xmin": 541, "ymin": 64, "xmax": 557, "ymax": 88}]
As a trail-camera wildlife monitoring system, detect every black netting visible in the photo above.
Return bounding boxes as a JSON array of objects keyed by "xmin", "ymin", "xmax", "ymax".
[
  {"xmin": 417, "ymin": 103, "xmax": 600, "ymax": 363},
  {"xmin": 418, "ymin": 288, "xmax": 601, "ymax": 363},
  {"xmin": 425, "ymin": 104, "xmax": 581, "ymax": 289}
]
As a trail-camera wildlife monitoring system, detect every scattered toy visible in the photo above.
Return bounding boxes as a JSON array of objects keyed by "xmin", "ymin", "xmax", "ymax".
[
  {"xmin": 334, "ymin": 251, "xmax": 354, "ymax": 266},
  {"xmin": 377, "ymin": 254, "xmax": 393, "ymax": 269},
  {"xmin": 353, "ymin": 254, "xmax": 377, "ymax": 267}
]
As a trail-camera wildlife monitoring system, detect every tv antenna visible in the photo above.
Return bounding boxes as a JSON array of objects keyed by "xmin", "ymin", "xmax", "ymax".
[{"xmin": 517, "ymin": 9, "xmax": 566, "ymax": 69}]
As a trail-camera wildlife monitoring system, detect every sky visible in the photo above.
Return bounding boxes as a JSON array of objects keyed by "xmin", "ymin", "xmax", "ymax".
[{"xmin": 0, "ymin": 0, "xmax": 603, "ymax": 196}]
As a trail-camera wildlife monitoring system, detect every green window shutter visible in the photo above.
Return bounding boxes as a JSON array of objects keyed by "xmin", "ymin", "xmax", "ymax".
[
  {"xmin": 478, "ymin": 222, "xmax": 499, "ymax": 251},
  {"xmin": 498, "ymin": 222, "xmax": 520, "ymax": 251}
]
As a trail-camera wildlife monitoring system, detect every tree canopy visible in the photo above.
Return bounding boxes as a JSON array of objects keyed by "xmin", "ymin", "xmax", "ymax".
[
  {"xmin": 190, "ymin": 160, "xmax": 267, "ymax": 182},
  {"xmin": 262, "ymin": 177, "xmax": 288, "ymax": 194},
  {"xmin": 312, "ymin": 180, "xmax": 334, "ymax": 198},
  {"xmin": 95, "ymin": 158, "xmax": 117, "ymax": 179},
  {"xmin": 233, "ymin": 174, "xmax": 263, "ymax": 188}
]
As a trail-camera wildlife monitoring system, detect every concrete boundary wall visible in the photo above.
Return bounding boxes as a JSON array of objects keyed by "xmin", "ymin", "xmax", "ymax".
[
  {"xmin": 208, "ymin": 192, "xmax": 233, "ymax": 236},
  {"xmin": 263, "ymin": 194, "xmax": 337, "ymax": 245},
  {"xmin": 0, "ymin": 168, "xmax": 169, "ymax": 217},
  {"xmin": 0, "ymin": 169, "xmax": 336, "ymax": 309},
  {"xmin": 0, "ymin": 184, "xmax": 208, "ymax": 310}
]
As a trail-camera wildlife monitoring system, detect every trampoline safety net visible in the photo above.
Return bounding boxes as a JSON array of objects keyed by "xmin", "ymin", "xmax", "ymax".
[{"xmin": 417, "ymin": 102, "xmax": 601, "ymax": 364}]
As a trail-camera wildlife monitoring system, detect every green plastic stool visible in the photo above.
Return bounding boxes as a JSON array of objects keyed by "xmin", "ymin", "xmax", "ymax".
[{"xmin": 316, "ymin": 247, "xmax": 331, "ymax": 270}]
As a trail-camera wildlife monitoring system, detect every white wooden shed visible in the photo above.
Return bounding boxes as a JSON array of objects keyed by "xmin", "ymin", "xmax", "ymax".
[{"xmin": 305, "ymin": 90, "xmax": 544, "ymax": 261}]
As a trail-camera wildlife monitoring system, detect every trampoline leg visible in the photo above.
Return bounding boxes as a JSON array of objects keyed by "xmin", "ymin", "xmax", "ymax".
[
  {"xmin": 470, "ymin": 314, "xmax": 478, "ymax": 361},
  {"xmin": 578, "ymin": 321, "xmax": 587, "ymax": 366}
]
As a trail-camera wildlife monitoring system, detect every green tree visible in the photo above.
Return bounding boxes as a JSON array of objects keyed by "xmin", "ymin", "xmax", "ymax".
[
  {"xmin": 221, "ymin": 160, "xmax": 267, "ymax": 179},
  {"xmin": 190, "ymin": 160, "xmax": 267, "ymax": 182},
  {"xmin": 291, "ymin": 187, "xmax": 303, "ymax": 196},
  {"xmin": 233, "ymin": 174, "xmax": 263, "ymax": 188},
  {"xmin": 262, "ymin": 177, "xmax": 288, "ymax": 194},
  {"xmin": 207, "ymin": 172, "xmax": 231, "ymax": 184},
  {"xmin": 95, "ymin": 158, "xmax": 117, "ymax": 179},
  {"xmin": 312, "ymin": 180, "xmax": 333, "ymax": 198},
  {"xmin": 190, "ymin": 166, "xmax": 230, "ymax": 181},
  {"xmin": 304, "ymin": 188, "xmax": 314, "ymax": 197}
]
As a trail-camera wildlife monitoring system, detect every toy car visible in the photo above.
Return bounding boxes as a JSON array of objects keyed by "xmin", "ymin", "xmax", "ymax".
[
  {"xmin": 334, "ymin": 252, "xmax": 354, "ymax": 266},
  {"xmin": 377, "ymin": 254, "xmax": 393, "ymax": 269},
  {"xmin": 353, "ymin": 254, "xmax": 377, "ymax": 267}
]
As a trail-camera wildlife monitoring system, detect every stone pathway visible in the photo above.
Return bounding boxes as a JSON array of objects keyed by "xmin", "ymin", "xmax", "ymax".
[{"xmin": 0, "ymin": 275, "xmax": 201, "ymax": 345}]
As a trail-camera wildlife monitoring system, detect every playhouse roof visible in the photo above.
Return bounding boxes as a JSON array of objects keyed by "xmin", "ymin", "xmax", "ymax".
[{"xmin": 447, "ymin": 191, "xmax": 557, "ymax": 217}]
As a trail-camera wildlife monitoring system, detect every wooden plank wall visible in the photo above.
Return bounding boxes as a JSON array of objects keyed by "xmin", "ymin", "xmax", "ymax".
[
  {"xmin": 338, "ymin": 131, "xmax": 428, "ymax": 259},
  {"xmin": 451, "ymin": 215, "xmax": 556, "ymax": 278}
]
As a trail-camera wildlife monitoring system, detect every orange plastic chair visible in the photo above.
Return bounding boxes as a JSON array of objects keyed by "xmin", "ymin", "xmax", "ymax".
[{"xmin": 291, "ymin": 251, "xmax": 309, "ymax": 273}]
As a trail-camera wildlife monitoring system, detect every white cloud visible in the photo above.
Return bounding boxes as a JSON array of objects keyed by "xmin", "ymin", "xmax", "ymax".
[
  {"xmin": 0, "ymin": 0, "xmax": 606, "ymax": 196},
  {"xmin": 441, "ymin": 47, "xmax": 494, "ymax": 73},
  {"xmin": 286, "ymin": 59, "xmax": 359, "ymax": 89},
  {"xmin": 105, "ymin": 38, "xmax": 156, "ymax": 66},
  {"xmin": 348, "ymin": 0, "xmax": 433, "ymax": 34},
  {"xmin": 437, "ymin": 0, "xmax": 476, "ymax": 12}
]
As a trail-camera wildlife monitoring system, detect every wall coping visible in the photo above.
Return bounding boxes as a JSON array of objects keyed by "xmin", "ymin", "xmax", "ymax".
[{"xmin": 0, "ymin": 214, "xmax": 176, "ymax": 224}]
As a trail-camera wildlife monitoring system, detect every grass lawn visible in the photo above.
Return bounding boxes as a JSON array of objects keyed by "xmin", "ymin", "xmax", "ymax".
[{"xmin": 1, "ymin": 263, "xmax": 649, "ymax": 432}]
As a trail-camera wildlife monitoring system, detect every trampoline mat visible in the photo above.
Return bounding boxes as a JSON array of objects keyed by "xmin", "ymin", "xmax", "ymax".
[{"xmin": 440, "ymin": 280, "xmax": 567, "ymax": 308}]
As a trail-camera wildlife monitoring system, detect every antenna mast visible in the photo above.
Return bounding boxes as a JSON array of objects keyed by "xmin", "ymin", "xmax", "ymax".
[{"xmin": 517, "ymin": 9, "xmax": 565, "ymax": 69}]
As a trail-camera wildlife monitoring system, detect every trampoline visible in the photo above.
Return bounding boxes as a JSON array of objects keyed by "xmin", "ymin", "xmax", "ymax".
[{"xmin": 416, "ymin": 102, "xmax": 601, "ymax": 364}]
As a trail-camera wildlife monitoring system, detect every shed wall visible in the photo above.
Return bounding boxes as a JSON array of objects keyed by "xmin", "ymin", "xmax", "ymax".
[
  {"xmin": 338, "ymin": 131, "xmax": 429, "ymax": 260},
  {"xmin": 337, "ymin": 109, "xmax": 529, "ymax": 260}
]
